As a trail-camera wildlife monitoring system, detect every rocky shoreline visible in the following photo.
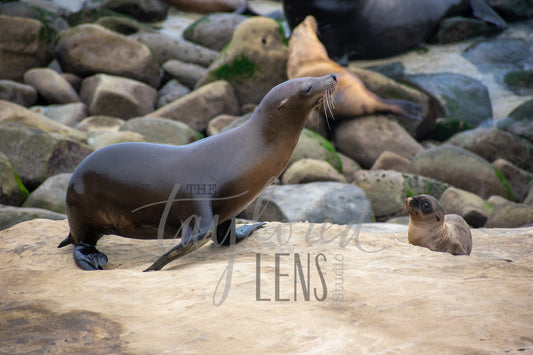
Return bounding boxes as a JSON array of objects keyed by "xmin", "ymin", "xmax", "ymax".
[{"xmin": 1, "ymin": 0, "xmax": 533, "ymax": 232}]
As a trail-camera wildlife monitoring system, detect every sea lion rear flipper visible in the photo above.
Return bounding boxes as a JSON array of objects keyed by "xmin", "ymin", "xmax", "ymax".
[
  {"xmin": 382, "ymin": 99, "xmax": 424, "ymax": 121},
  {"xmin": 57, "ymin": 233, "xmax": 73, "ymax": 248},
  {"xmin": 212, "ymin": 218, "xmax": 266, "ymax": 246},
  {"xmin": 470, "ymin": 0, "xmax": 506, "ymax": 28},
  {"xmin": 73, "ymin": 242, "xmax": 108, "ymax": 270}
]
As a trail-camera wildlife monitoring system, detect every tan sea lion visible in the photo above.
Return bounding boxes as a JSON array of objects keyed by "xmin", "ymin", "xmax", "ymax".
[
  {"xmin": 58, "ymin": 75, "xmax": 337, "ymax": 271},
  {"xmin": 406, "ymin": 194, "xmax": 472, "ymax": 255},
  {"xmin": 287, "ymin": 15, "xmax": 422, "ymax": 120}
]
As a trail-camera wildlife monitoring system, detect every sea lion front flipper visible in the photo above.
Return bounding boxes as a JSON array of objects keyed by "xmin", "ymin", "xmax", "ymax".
[
  {"xmin": 470, "ymin": 0, "xmax": 506, "ymax": 28},
  {"xmin": 212, "ymin": 218, "xmax": 266, "ymax": 246},
  {"xmin": 73, "ymin": 242, "xmax": 108, "ymax": 270}
]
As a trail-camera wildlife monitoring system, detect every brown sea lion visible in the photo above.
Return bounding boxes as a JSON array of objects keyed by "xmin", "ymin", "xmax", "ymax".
[
  {"xmin": 287, "ymin": 16, "xmax": 421, "ymax": 120},
  {"xmin": 406, "ymin": 194, "xmax": 472, "ymax": 256},
  {"xmin": 58, "ymin": 75, "xmax": 337, "ymax": 271}
]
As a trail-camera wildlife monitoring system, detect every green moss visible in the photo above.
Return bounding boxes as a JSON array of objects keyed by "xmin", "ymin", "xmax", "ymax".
[
  {"xmin": 493, "ymin": 167, "xmax": 516, "ymax": 201},
  {"xmin": 429, "ymin": 117, "xmax": 474, "ymax": 141},
  {"xmin": 10, "ymin": 164, "xmax": 29, "ymax": 199},
  {"xmin": 183, "ymin": 14, "xmax": 212, "ymax": 38},
  {"xmin": 67, "ymin": 8, "xmax": 127, "ymax": 27},
  {"xmin": 504, "ymin": 70, "xmax": 533, "ymax": 89},
  {"xmin": 306, "ymin": 130, "xmax": 343, "ymax": 174},
  {"xmin": 405, "ymin": 184, "xmax": 416, "ymax": 198},
  {"xmin": 275, "ymin": 20, "xmax": 288, "ymax": 46},
  {"xmin": 212, "ymin": 54, "xmax": 256, "ymax": 81}
]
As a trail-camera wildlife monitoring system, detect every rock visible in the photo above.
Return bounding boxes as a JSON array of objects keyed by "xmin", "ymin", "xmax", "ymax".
[
  {"xmin": 80, "ymin": 74, "xmax": 157, "ymax": 119},
  {"xmin": 492, "ymin": 159, "xmax": 533, "ymax": 202},
  {"xmin": 498, "ymin": 99, "xmax": 533, "ymax": 143},
  {"xmin": 288, "ymin": 129, "xmax": 342, "ymax": 174},
  {"xmin": 433, "ymin": 16, "xmax": 500, "ymax": 44},
  {"xmin": 338, "ymin": 153, "xmax": 361, "ymax": 182},
  {"xmin": 484, "ymin": 201, "xmax": 533, "ymax": 228},
  {"xmin": 162, "ymin": 0, "xmax": 246, "ymax": 13},
  {"xmin": 347, "ymin": 67, "xmax": 431, "ymax": 138},
  {"xmin": 206, "ymin": 114, "xmax": 238, "ymax": 136},
  {"xmin": 486, "ymin": 0, "xmax": 533, "ymax": 21},
  {"xmin": 0, "ymin": 207, "xmax": 66, "ymax": 230},
  {"xmin": 408, "ymin": 145, "xmax": 509, "ymax": 200},
  {"xmin": 23, "ymin": 68, "xmax": 81, "ymax": 104},
  {"xmin": 0, "ymin": 100, "xmax": 87, "ymax": 142},
  {"xmin": 218, "ymin": 112, "xmax": 251, "ymax": 133},
  {"xmin": 439, "ymin": 187, "xmax": 491, "ymax": 228},
  {"xmin": 365, "ymin": 62, "xmax": 406, "ymax": 79},
  {"xmin": 66, "ymin": 7, "xmax": 126, "ymax": 26},
  {"xmin": 196, "ymin": 16, "xmax": 288, "ymax": 106},
  {"xmin": 119, "ymin": 117, "xmax": 201, "ymax": 145},
  {"xmin": 370, "ymin": 151, "xmax": 411, "ymax": 173},
  {"xmin": 83, "ymin": 0, "xmax": 169, "ymax": 22},
  {"xmin": 1, "ymin": 219, "xmax": 533, "ymax": 353},
  {"xmin": 407, "ymin": 73, "xmax": 492, "ymax": 127},
  {"xmin": 22, "ymin": 173, "xmax": 72, "ymax": 214},
  {"xmin": 131, "ymin": 32, "xmax": 218, "ymax": 68},
  {"xmin": 0, "ymin": 152, "xmax": 28, "ymax": 206},
  {"xmin": 77, "ymin": 116, "xmax": 125, "ymax": 132},
  {"xmin": 94, "ymin": 15, "xmax": 158, "ymax": 35},
  {"xmin": 0, "ymin": 80, "xmax": 37, "ymax": 107},
  {"xmin": 61, "ymin": 73, "xmax": 83, "ymax": 92},
  {"xmin": 87, "ymin": 131, "xmax": 145, "ymax": 150},
  {"xmin": 281, "ymin": 159, "xmax": 347, "ymax": 185},
  {"xmin": 428, "ymin": 117, "xmax": 475, "ymax": 142},
  {"xmin": 183, "ymin": 13, "xmax": 247, "ymax": 51},
  {"xmin": 147, "ymin": 80, "xmax": 239, "ymax": 131},
  {"xmin": 156, "ymin": 79, "xmax": 190, "ymax": 108},
  {"xmin": 447, "ymin": 127, "xmax": 533, "ymax": 173},
  {"xmin": 525, "ymin": 184, "xmax": 533, "ymax": 208},
  {"xmin": 462, "ymin": 38, "xmax": 533, "ymax": 74},
  {"xmin": 55, "ymin": 24, "xmax": 161, "ymax": 88},
  {"xmin": 334, "ymin": 116, "xmax": 423, "ymax": 169},
  {"xmin": 162, "ymin": 60, "xmax": 208, "ymax": 89},
  {"xmin": 0, "ymin": 1, "xmax": 69, "ymax": 35},
  {"xmin": 305, "ymin": 110, "xmax": 330, "ymax": 139},
  {"xmin": 503, "ymin": 70, "xmax": 533, "ymax": 95},
  {"xmin": 0, "ymin": 15, "xmax": 51, "ymax": 80},
  {"xmin": 487, "ymin": 195, "xmax": 509, "ymax": 206},
  {"xmin": 354, "ymin": 170, "xmax": 448, "ymax": 221},
  {"xmin": 243, "ymin": 182, "xmax": 373, "ymax": 224},
  {"xmin": 0, "ymin": 123, "xmax": 93, "ymax": 189},
  {"xmin": 30, "ymin": 103, "xmax": 88, "ymax": 127}
]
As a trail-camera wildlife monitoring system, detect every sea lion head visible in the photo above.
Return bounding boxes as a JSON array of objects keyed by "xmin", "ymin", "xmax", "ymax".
[{"xmin": 405, "ymin": 194, "xmax": 444, "ymax": 224}]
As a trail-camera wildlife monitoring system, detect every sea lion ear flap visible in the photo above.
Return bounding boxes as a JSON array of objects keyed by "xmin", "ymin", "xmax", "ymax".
[{"xmin": 277, "ymin": 98, "xmax": 289, "ymax": 110}]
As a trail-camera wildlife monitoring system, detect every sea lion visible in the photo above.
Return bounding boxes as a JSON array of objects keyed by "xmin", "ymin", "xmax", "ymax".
[
  {"xmin": 405, "ymin": 194, "xmax": 472, "ymax": 256},
  {"xmin": 283, "ymin": 0, "xmax": 506, "ymax": 60},
  {"xmin": 288, "ymin": 15, "xmax": 421, "ymax": 120},
  {"xmin": 59, "ymin": 74, "xmax": 337, "ymax": 271}
]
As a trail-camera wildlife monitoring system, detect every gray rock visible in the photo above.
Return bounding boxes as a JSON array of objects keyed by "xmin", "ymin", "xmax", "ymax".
[
  {"xmin": 83, "ymin": 0, "xmax": 169, "ymax": 22},
  {"xmin": 499, "ymin": 99, "xmax": 533, "ymax": 143},
  {"xmin": 243, "ymin": 182, "xmax": 374, "ymax": 224},
  {"xmin": 218, "ymin": 112, "xmax": 252, "ymax": 133},
  {"xmin": 485, "ymin": 202, "xmax": 533, "ymax": 228},
  {"xmin": 156, "ymin": 79, "xmax": 190, "ymax": 108},
  {"xmin": 288, "ymin": 129, "xmax": 342, "ymax": 173},
  {"xmin": 0, "ymin": 15, "xmax": 50, "ymax": 80},
  {"xmin": 76, "ymin": 116, "xmax": 125, "ymax": 132},
  {"xmin": 281, "ymin": 159, "xmax": 347, "ymax": 185},
  {"xmin": 61, "ymin": 73, "xmax": 83, "ymax": 92},
  {"xmin": 462, "ymin": 38, "xmax": 533, "ymax": 73},
  {"xmin": 80, "ymin": 74, "xmax": 157, "ymax": 119},
  {"xmin": 433, "ymin": 16, "xmax": 500, "ymax": 44},
  {"xmin": 525, "ymin": 184, "xmax": 533, "ymax": 208},
  {"xmin": 87, "ymin": 131, "xmax": 145, "ymax": 150},
  {"xmin": 492, "ymin": 159, "xmax": 533, "ymax": 202},
  {"xmin": 183, "ymin": 13, "xmax": 247, "ymax": 51},
  {"xmin": 0, "ymin": 122, "xmax": 93, "ymax": 190},
  {"xmin": 503, "ymin": 70, "xmax": 533, "ymax": 95},
  {"xmin": 439, "ymin": 187, "xmax": 492, "ymax": 228},
  {"xmin": 162, "ymin": 60, "xmax": 208, "ymax": 89},
  {"xmin": 407, "ymin": 73, "xmax": 492, "ymax": 127},
  {"xmin": 23, "ymin": 68, "xmax": 81, "ymax": 104},
  {"xmin": 370, "ymin": 151, "xmax": 411, "ymax": 173},
  {"xmin": 408, "ymin": 145, "xmax": 509, "ymax": 200},
  {"xmin": 0, "ymin": 205, "xmax": 66, "ymax": 231},
  {"xmin": 338, "ymin": 153, "xmax": 361, "ymax": 182},
  {"xmin": 55, "ymin": 24, "xmax": 161, "ymax": 88},
  {"xmin": 335, "ymin": 115, "xmax": 423, "ymax": 169},
  {"xmin": 30, "ymin": 103, "xmax": 88, "ymax": 127},
  {"xmin": 486, "ymin": 0, "xmax": 533, "ymax": 20},
  {"xmin": 22, "ymin": 173, "xmax": 71, "ymax": 214},
  {"xmin": 119, "ymin": 117, "xmax": 201, "ymax": 145},
  {"xmin": 196, "ymin": 16, "xmax": 288, "ymax": 106},
  {"xmin": 447, "ymin": 127, "xmax": 533, "ymax": 173},
  {"xmin": 0, "ymin": 1, "xmax": 69, "ymax": 33},
  {"xmin": 0, "ymin": 80, "xmax": 37, "ymax": 107},
  {"xmin": 147, "ymin": 80, "xmax": 239, "ymax": 131},
  {"xmin": 206, "ymin": 114, "xmax": 238, "ymax": 136},
  {"xmin": 93, "ymin": 16, "xmax": 159, "ymax": 35},
  {"xmin": 0, "ymin": 152, "xmax": 28, "ymax": 206},
  {"xmin": 131, "ymin": 32, "xmax": 218, "ymax": 68}
]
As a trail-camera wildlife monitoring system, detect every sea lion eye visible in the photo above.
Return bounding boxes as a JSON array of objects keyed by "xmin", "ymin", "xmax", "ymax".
[
  {"xmin": 303, "ymin": 84, "xmax": 312, "ymax": 93},
  {"xmin": 422, "ymin": 201, "xmax": 431, "ymax": 212}
]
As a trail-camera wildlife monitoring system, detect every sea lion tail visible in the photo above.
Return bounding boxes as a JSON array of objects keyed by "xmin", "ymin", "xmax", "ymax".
[
  {"xmin": 383, "ymin": 99, "xmax": 423, "ymax": 121},
  {"xmin": 57, "ymin": 233, "xmax": 73, "ymax": 248}
]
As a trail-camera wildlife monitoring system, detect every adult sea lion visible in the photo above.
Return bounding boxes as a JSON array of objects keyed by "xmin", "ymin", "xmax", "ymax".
[
  {"xmin": 283, "ymin": 0, "xmax": 506, "ymax": 60},
  {"xmin": 406, "ymin": 194, "xmax": 472, "ymax": 256},
  {"xmin": 59, "ymin": 74, "xmax": 337, "ymax": 271},
  {"xmin": 288, "ymin": 16, "xmax": 421, "ymax": 119}
]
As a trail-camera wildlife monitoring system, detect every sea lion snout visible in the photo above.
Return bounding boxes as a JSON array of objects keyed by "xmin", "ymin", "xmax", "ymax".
[{"xmin": 330, "ymin": 74, "xmax": 337, "ymax": 82}]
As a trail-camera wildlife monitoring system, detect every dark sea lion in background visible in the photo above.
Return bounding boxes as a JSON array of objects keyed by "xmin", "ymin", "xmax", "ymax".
[
  {"xmin": 283, "ymin": 0, "xmax": 506, "ymax": 60},
  {"xmin": 162, "ymin": 0, "xmax": 247, "ymax": 13},
  {"xmin": 406, "ymin": 194, "xmax": 472, "ymax": 256},
  {"xmin": 59, "ymin": 75, "xmax": 337, "ymax": 271},
  {"xmin": 288, "ymin": 16, "xmax": 421, "ymax": 120}
]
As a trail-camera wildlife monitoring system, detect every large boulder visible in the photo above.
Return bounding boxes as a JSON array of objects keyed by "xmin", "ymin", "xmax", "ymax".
[
  {"xmin": 0, "ymin": 207, "xmax": 65, "ymax": 230},
  {"xmin": 0, "ymin": 152, "xmax": 28, "ymax": 206},
  {"xmin": 0, "ymin": 80, "xmax": 37, "ymax": 107},
  {"xmin": 30, "ymin": 103, "xmax": 88, "ymax": 127},
  {"xmin": 439, "ymin": 187, "xmax": 491, "ymax": 228},
  {"xmin": 281, "ymin": 159, "xmax": 347, "ymax": 185},
  {"xmin": 22, "ymin": 173, "xmax": 72, "ymax": 214},
  {"xmin": 183, "ymin": 13, "xmax": 247, "ymax": 51},
  {"xmin": 288, "ymin": 129, "xmax": 342, "ymax": 173},
  {"xmin": 23, "ymin": 68, "xmax": 81, "ymax": 104},
  {"xmin": 119, "ymin": 117, "xmax": 201, "ymax": 145}
]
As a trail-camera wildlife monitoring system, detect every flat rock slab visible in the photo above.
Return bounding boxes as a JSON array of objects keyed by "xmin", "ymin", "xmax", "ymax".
[{"xmin": 1, "ymin": 219, "xmax": 532, "ymax": 354}]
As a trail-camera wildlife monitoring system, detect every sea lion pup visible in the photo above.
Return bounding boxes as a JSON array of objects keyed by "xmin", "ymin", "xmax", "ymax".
[
  {"xmin": 59, "ymin": 74, "xmax": 337, "ymax": 271},
  {"xmin": 406, "ymin": 194, "xmax": 472, "ymax": 256},
  {"xmin": 287, "ymin": 15, "xmax": 422, "ymax": 120}
]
